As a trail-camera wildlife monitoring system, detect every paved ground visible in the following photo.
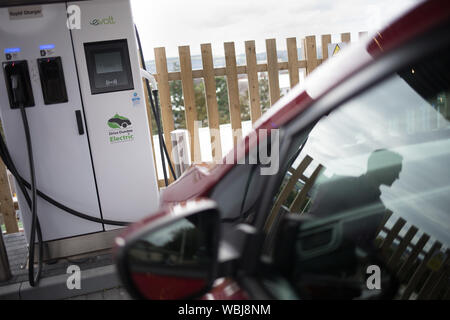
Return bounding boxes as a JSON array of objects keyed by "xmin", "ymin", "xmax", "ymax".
[
  {"xmin": 1, "ymin": 232, "xmax": 131, "ymax": 299},
  {"xmin": 3, "ymin": 231, "xmax": 28, "ymax": 280},
  {"xmin": 66, "ymin": 287, "xmax": 131, "ymax": 300},
  {"xmin": 2, "ymin": 232, "xmax": 114, "ymax": 284}
]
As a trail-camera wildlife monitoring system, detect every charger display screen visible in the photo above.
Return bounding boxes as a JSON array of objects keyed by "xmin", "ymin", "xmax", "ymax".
[
  {"xmin": 95, "ymin": 51, "xmax": 123, "ymax": 74},
  {"xmin": 84, "ymin": 39, "xmax": 134, "ymax": 94}
]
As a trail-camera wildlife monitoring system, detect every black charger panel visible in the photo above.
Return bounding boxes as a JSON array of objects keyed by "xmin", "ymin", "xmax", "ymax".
[
  {"xmin": 84, "ymin": 39, "xmax": 134, "ymax": 94},
  {"xmin": 37, "ymin": 57, "xmax": 68, "ymax": 105},
  {"xmin": 2, "ymin": 60, "xmax": 35, "ymax": 109}
]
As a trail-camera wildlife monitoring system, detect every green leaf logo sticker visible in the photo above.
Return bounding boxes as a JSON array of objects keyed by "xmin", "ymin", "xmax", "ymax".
[{"xmin": 108, "ymin": 114, "xmax": 132, "ymax": 129}]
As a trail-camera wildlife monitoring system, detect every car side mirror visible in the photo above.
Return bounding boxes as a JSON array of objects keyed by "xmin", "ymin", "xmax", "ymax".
[{"xmin": 115, "ymin": 200, "xmax": 220, "ymax": 300}]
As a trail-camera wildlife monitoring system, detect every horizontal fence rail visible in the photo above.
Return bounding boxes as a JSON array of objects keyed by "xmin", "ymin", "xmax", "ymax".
[
  {"xmin": 264, "ymin": 154, "xmax": 449, "ymax": 300},
  {"xmin": 148, "ymin": 32, "xmax": 367, "ymax": 182},
  {"xmin": 376, "ymin": 213, "xmax": 450, "ymax": 300},
  {"xmin": 1, "ymin": 33, "xmax": 368, "ymax": 233}
]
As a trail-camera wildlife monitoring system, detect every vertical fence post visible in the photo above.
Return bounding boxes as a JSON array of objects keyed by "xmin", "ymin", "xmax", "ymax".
[
  {"xmin": 417, "ymin": 249, "xmax": 449, "ymax": 299},
  {"xmin": 266, "ymin": 155, "xmax": 313, "ymax": 232},
  {"xmin": 375, "ymin": 210, "xmax": 393, "ymax": 236},
  {"xmin": 380, "ymin": 217, "xmax": 406, "ymax": 254},
  {"xmin": 245, "ymin": 40, "xmax": 262, "ymax": 123},
  {"xmin": 321, "ymin": 34, "xmax": 332, "ymax": 62},
  {"xmin": 387, "ymin": 226, "xmax": 418, "ymax": 269},
  {"xmin": 0, "ymin": 161, "xmax": 18, "ymax": 234},
  {"xmin": 397, "ymin": 233, "xmax": 430, "ymax": 280},
  {"xmin": 201, "ymin": 43, "xmax": 222, "ymax": 161},
  {"xmin": 148, "ymin": 32, "xmax": 359, "ymax": 178},
  {"xmin": 303, "ymin": 36, "xmax": 318, "ymax": 75},
  {"xmin": 401, "ymin": 241, "xmax": 442, "ymax": 299},
  {"xmin": 179, "ymin": 46, "xmax": 200, "ymax": 163},
  {"xmin": 428, "ymin": 255, "xmax": 450, "ymax": 299},
  {"xmin": 224, "ymin": 42, "xmax": 242, "ymax": 147},
  {"xmin": 265, "ymin": 39, "xmax": 280, "ymax": 106},
  {"xmin": 341, "ymin": 32, "xmax": 351, "ymax": 43},
  {"xmin": 154, "ymin": 47, "xmax": 175, "ymax": 177},
  {"xmin": 286, "ymin": 37, "xmax": 299, "ymax": 88}
]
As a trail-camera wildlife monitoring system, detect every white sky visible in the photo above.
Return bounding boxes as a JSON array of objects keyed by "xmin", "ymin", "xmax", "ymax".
[{"xmin": 131, "ymin": 0, "xmax": 423, "ymax": 61}]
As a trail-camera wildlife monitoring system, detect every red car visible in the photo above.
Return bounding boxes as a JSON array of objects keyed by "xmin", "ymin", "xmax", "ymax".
[{"xmin": 116, "ymin": 0, "xmax": 450, "ymax": 300}]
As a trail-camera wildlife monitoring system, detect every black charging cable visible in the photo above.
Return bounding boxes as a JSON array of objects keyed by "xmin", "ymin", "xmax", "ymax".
[
  {"xmin": 0, "ymin": 35, "xmax": 177, "ymax": 232},
  {"xmin": 0, "ymin": 134, "xmax": 130, "ymax": 226},
  {"xmin": 0, "ymin": 29, "xmax": 176, "ymax": 285},
  {"xmin": 1, "ymin": 72, "xmax": 129, "ymax": 227},
  {"xmin": 135, "ymin": 25, "xmax": 177, "ymax": 185},
  {"xmin": 0, "ymin": 129, "xmax": 129, "ymax": 225},
  {"xmin": 0, "ymin": 116, "xmax": 132, "ymax": 286},
  {"xmin": 1, "ymin": 73, "xmax": 130, "ymax": 286},
  {"xmin": 10, "ymin": 74, "xmax": 43, "ymax": 286}
]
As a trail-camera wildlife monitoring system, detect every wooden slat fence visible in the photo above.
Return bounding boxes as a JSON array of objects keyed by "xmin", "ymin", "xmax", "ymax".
[
  {"xmin": 376, "ymin": 213, "xmax": 449, "ymax": 300},
  {"xmin": 264, "ymin": 155, "xmax": 449, "ymax": 300},
  {"xmin": 150, "ymin": 32, "xmax": 365, "ymax": 179},
  {"xmin": 0, "ymin": 161, "xmax": 18, "ymax": 234}
]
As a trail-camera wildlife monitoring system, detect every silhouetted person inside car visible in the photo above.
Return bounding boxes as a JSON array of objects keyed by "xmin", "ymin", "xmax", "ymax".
[
  {"xmin": 309, "ymin": 149, "xmax": 403, "ymax": 218},
  {"xmin": 291, "ymin": 149, "xmax": 403, "ymax": 300}
]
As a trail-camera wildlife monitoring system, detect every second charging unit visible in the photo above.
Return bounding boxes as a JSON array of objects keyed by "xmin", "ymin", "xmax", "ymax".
[{"xmin": 0, "ymin": 0, "xmax": 160, "ymax": 254}]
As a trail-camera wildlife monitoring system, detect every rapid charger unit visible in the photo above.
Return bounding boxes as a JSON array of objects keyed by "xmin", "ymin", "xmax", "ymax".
[{"xmin": 0, "ymin": 0, "xmax": 159, "ymax": 258}]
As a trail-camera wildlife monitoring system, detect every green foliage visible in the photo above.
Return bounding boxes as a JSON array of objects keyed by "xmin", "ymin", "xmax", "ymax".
[
  {"xmin": 259, "ymin": 73, "xmax": 271, "ymax": 113},
  {"xmin": 240, "ymin": 83, "xmax": 251, "ymax": 122},
  {"xmin": 168, "ymin": 78, "xmax": 208, "ymax": 128},
  {"xmin": 215, "ymin": 77, "xmax": 230, "ymax": 125},
  {"xmin": 194, "ymin": 80, "xmax": 207, "ymax": 127},
  {"xmin": 170, "ymin": 79, "xmax": 186, "ymax": 129}
]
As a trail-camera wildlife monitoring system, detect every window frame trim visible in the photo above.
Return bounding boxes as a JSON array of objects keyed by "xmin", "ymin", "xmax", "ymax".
[
  {"xmin": 230, "ymin": 21, "xmax": 450, "ymax": 299},
  {"xmin": 255, "ymin": 21, "xmax": 450, "ymax": 233}
]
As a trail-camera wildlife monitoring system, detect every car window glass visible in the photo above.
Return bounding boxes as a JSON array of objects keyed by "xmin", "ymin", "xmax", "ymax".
[
  {"xmin": 210, "ymin": 162, "xmax": 261, "ymax": 226},
  {"xmin": 210, "ymin": 132, "xmax": 279, "ymax": 227},
  {"xmin": 264, "ymin": 45, "xmax": 450, "ymax": 300}
]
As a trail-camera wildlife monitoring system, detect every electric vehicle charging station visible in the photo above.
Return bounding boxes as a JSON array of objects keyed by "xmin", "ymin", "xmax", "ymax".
[{"xmin": 0, "ymin": 0, "xmax": 160, "ymax": 265}]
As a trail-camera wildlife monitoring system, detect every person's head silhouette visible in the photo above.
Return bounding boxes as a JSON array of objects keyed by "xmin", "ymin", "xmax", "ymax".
[{"xmin": 366, "ymin": 149, "xmax": 403, "ymax": 187}]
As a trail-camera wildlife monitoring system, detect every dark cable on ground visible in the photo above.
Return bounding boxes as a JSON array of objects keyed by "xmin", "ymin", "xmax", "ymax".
[
  {"xmin": 0, "ymin": 135, "xmax": 130, "ymax": 226},
  {"xmin": 1, "ymin": 76, "xmax": 129, "ymax": 286},
  {"xmin": 10, "ymin": 74, "xmax": 43, "ymax": 286},
  {"xmin": 0, "ymin": 28, "xmax": 174, "ymax": 286}
]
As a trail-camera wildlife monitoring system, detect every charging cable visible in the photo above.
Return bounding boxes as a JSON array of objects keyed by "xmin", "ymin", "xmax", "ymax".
[
  {"xmin": 10, "ymin": 74, "xmax": 43, "ymax": 286},
  {"xmin": 135, "ymin": 25, "xmax": 177, "ymax": 185},
  {"xmin": 0, "ymin": 28, "xmax": 174, "ymax": 286}
]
